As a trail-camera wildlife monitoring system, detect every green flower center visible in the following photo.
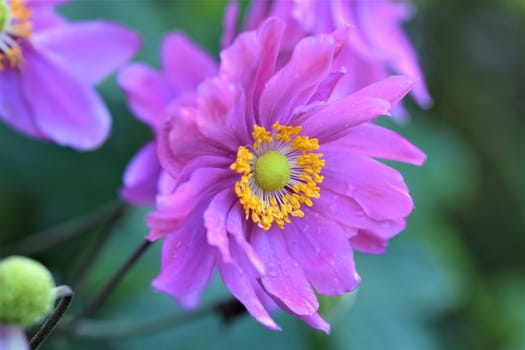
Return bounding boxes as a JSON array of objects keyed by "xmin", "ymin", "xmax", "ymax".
[
  {"xmin": 0, "ymin": 1, "xmax": 9, "ymax": 33},
  {"xmin": 255, "ymin": 151, "xmax": 291, "ymax": 191}
]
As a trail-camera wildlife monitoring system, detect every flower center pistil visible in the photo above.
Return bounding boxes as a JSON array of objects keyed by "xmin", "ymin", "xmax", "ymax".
[
  {"xmin": 255, "ymin": 151, "xmax": 291, "ymax": 192},
  {"xmin": 0, "ymin": 0, "xmax": 32, "ymax": 71},
  {"xmin": 231, "ymin": 122, "xmax": 325, "ymax": 231}
]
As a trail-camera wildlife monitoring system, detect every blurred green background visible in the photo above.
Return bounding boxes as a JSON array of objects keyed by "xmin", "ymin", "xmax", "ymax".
[{"xmin": 0, "ymin": 0, "xmax": 523, "ymax": 349}]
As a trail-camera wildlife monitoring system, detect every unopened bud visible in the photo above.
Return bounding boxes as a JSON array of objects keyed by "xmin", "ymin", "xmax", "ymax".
[{"xmin": 0, "ymin": 256, "xmax": 55, "ymax": 327}]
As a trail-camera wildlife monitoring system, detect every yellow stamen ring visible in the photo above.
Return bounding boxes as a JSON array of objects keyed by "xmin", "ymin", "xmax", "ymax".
[
  {"xmin": 230, "ymin": 122, "xmax": 325, "ymax": 231},
  {"xmin": 0, "ymin": 0, "xmax": 32, "ymax": 71}
]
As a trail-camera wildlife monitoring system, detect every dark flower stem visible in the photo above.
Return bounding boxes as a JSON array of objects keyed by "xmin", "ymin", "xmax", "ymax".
[
  {"xmin": 66, "ymin": 298, "xmax": 245, "ymax": 339},
  {"xmin": 72, "ymin": 240, "xmax": 153, "ymax": 322},
  {"xmin": 29, "ymin": 285, "xmax": 74, "ymax": 350},
  {"xmin": 1, "ymin": 201, "xmax": 126, "ymax": 257},
  {"xmin": 70, "ymin": 204, "xmax": 129, "ymax": 291}
]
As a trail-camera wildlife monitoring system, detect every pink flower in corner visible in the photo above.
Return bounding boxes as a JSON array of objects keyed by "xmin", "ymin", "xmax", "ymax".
[
  {"xmin": 224, "ymin": 0, "xmax": 432, "ymax": 109},
  {"xmin": 0, "ymin": 0, "xmax": 140, "ymax": 150},
  {"xmin": 148, "ymin": 18, "xmax": 425, "ymax": 332},
  {"xmin": 118, "ymin": 32, "xmax": 217, "ymax": 205},
  {"xmin": 0, "ymin": 325, "xmax": 27, "ymax": 350}
]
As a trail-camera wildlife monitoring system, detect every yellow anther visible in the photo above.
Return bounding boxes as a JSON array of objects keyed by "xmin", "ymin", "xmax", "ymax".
[
  {"xmin": 231, "ymin": 123, "xmax": 324, "ymax": 231},
  {"xmin": 252, "ymin": 125, "xmax": 272, "ymax": 150},
  {"xmin": 0, "ymin": 0, "xmax": 32, "ymax": 71}
]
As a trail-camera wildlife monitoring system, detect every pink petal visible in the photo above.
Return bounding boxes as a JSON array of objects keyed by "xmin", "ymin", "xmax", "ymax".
[
  {"xmin": 157, "ymin": 107, "xmax": 231, "ymax": 177},
  {"xmin": 152, "ymin": 204, "xmax": 216, "ymax": 309},
  {"xmin": 258, "ymin": 33, "xmax": 335, "ymax": 128},
  {"xmin": 324, "ymin": 123, "xmax": 426, "ymax": 165},
  {"xmin": 218, "ymin": 241, "xmax": 280, "ymax": 330},
  {"xmin": 299, "ymin": 95, "xmax": 391, "ymax": 143},
  {"xmin": 204, "ymin": 190, "xmax": 234, "ymax": 264},
  {"xmin": 117, "ymin": 63, "xmax": 173, "ymax": 128},
  {"xmin": 226, "ymin": 204, "xmax": 265, "ymax": 275},
  {"xmin": 147, "ymin": 167, "xmax": 232, "ymax": 241},
  {"xmin": 161, "ymin": 32, "xmax": 217, "ymax": 94},
  {"xmin": 349, "ymin": 230, "xmax": 389, "ymax": 254},
  {"xmin": 33, "ymin": 21, "xmax": 141, "ymax": 85},
  {"xmin": 351, "ymin": 75, "xmax": 416, "ymax": 107},
  {"xmin": 285, "ymin": 210, "xmax": 361, "ymax": 295},
  {"xmin": 314, "ymin": 189, "xmax": 407, "ymax": 239},
  {"xmin": 120, "ymin": 141, "xmax": 162, "ymax": 206},
  {"xmin": 196, "ymin": 78, "xmax": 250, "ymax": 150},
  {"xmin": 251, "ymin": 227, "xmax": 319, "ymax": 316},
  {"xmin": 300, "ymin": 76, "xmax": 415, "ymax": 142},
  {"xmin": 21, "ymin": 47, "xmax": 110, "ymax": 150},
  {"xmin": 322, "ymin": 150, "xmax": 414, "ymax": 222}
]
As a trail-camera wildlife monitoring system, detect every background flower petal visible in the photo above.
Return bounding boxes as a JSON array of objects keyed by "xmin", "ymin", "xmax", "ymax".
[
  {"xmin": 21, "ymin": 48, "xmax": 111, "ymax": 150},
  {"xmin": 33, "ymin": 21, "xmax": 141, "ymax": 85},
  {"xmin": 117, "ymin": 63, "xmax": 173, "ymax": 128},
  {"xmin": 161, "ymin": 32, "xmax": 217, "ymax": 94}
]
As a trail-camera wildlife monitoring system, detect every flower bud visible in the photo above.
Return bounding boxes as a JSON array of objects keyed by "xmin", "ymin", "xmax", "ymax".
[{"xmin": 0, "ymin": 256, "xmax": 55, "ymax": 327}]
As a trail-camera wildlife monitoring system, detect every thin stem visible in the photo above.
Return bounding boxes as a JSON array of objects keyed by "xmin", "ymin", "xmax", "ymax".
[
  {"xmin": 29, "ymin": 286, "xmax": 74, "ymax": 350},
  {"xmin": 72, "ymin": 240, "xmax": 153, "ymax": 322},
  {"xmin": 70, "ymin": 205, "xmax": 129, "ymax": 291},
  {"xmin": 1, "ymin": 201, "xmax": 126, "ymax": 257},
  {"xmin": 66, "ymin": 298, "xmax": 245, "ymax": 339}
]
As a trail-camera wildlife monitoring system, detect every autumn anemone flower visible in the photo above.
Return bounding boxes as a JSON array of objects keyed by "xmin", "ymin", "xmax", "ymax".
[
  {"xmin": 0, "ymin": 0, "xmax": 140, "ymax": 150},
  {"xmin": 148, "ymin": 18, "xmax": 425, "ymax": 332}
]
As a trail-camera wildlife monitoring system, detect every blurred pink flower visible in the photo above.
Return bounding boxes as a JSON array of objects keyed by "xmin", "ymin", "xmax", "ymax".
[
  {"xmin": 0, "ymin": 0, "xmax": 140, "ymax": 150},
  {"xmin": 0, "ymin": 325, "xmax": 27, "ymax": 350},
  {"xmin": 148, "ymin": 18, "xmax": 425, "ymax": 332},
  {"xmin": 224, "ymin": 0, "xmax": 432, "ymax": 109},
  {"xmin": 118, "ymin": 32, "xmax": 217, "ymax": 205}
]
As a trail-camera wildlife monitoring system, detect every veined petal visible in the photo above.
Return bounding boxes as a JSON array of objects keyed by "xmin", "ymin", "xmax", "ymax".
[
  {"xmin": 33, "ymin": 21, "xmax": 141, "ymax": 85},
  {"xmin": 152, "ymin": 204, "xmax": 216, "ymax": 309},
  {"xmin": 226, "ymin": 204, "xmax": 265, "ymax": 275},
  {"xmin": 322, "ymin": 150, "xmax": 414, "ymax": 221},
  {"xmin": 21, "ymin": 47, "xmax": 110, "ymax": 150},
  {"xmin": 218, "ymin": 241, "xmax": 280, "ymax": 330},
  {"xmin": 313, "ymin": 189, "xmax": 407, "ymax": 239},
  {"xmin": 324, "ymin": 123, "xmax": 426, "ymax": 165},
  {"xmin": 158, "ymin": 108, "xmax": 230, "ymax": 177},
  {"xmin": 258, "ymin": 33, "xmax": 335, "ymax": 128},
  {"xmin": 349, "ymin": 230, "xmax": 390, "ymax": 254},
  {"xmin": 251, "ymin": 227, "xmax": 319, "ymax": 316},
  {"xmin": 161, "ymin": 32, "xmax": 217, "ymax": 94},
  {"xmin": 118, "ymin": 63, "xmax": 173, "ymax": 128},
  {"xmin": 147, "ymin": 167, "xmax": 233, "ymax": 241},
  {"xmin": 299, "ymin": 95, "xmax": 391, "ymax": 143},
  {"xmin": 205, "ymin": 190, "xmax": 235, "ymax": 264},
  {"xmin": 120, "ymin": 142, "xmax": 161, "ymax": 206},
  {"xmin": 350, "ymin": 75, "xmax": 416, "ymax": 108},
  {"xmin": 286, "ymin": 209, "xmax": 361, "ymax": 296}
]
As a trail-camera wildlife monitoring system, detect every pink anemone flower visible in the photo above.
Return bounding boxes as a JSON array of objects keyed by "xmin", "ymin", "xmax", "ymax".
[
  {"xmin": 0, "ymin": 0, "xmax": 140, "ymax": 150},
  {"xmin": 224, "ymin": 0, "xmax": 432, "ymax": 110},
  {"xmin": 118, "ymin": 32, "xmax": 217, "ymax": 205},
  {"xmin": 148, "ymin": 18, "xmax": 425, "ymax": 332}
]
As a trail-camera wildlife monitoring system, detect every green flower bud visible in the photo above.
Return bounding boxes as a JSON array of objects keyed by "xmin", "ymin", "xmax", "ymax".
[{"xmin": 0, "ymin": 256, "xmax": 55, "ymax": 327}]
